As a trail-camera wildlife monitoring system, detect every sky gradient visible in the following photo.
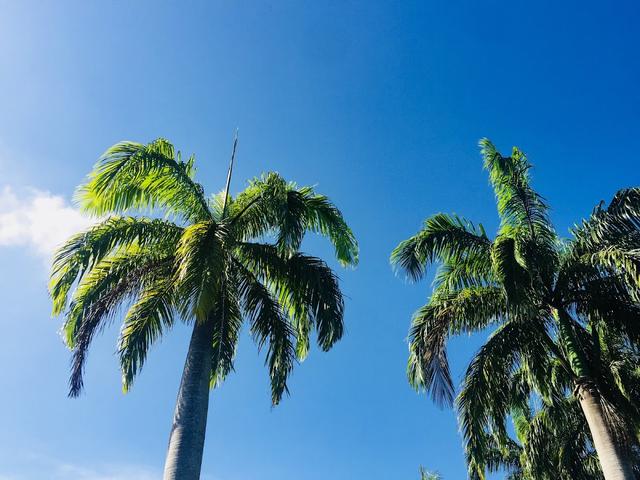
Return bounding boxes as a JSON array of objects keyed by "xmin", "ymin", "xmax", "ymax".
[{"xmin": 1, "ymin": 1, "xmax": 639, "ymax": 479}]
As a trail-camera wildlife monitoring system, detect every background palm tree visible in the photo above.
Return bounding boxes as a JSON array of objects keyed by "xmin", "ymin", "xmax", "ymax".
[
  {"xmin": 391, "ymin": 139, "xmax": 640, "ymax": 480},
  {"xmin": 50, "ymin": 138, "xmax": 358, "ymax": 480},
  {"xmin": 419, "ymin": 465, "xmax": 442, "ymax": 480}
]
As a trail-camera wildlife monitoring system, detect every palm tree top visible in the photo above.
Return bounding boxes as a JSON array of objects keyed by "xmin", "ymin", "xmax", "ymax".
[{"xmin": 50, "ymin": 138, "xmax": 358, "ymax": 404}]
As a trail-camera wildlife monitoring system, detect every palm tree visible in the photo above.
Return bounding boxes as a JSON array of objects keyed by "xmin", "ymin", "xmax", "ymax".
[
  {"xmin": 419, "ymin": 465, "xmax": 442, "ymax": 480},
  {"xmin": 391, "ymin": 139, "xmax": 640, "ymax": 480},
  {"xmin": 50, "ymin": 138, "xmax": 358, "ymax": 479}
]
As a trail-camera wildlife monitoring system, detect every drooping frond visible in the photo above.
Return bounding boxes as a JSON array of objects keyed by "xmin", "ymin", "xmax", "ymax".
[
  {"xmin": 64, "ymin": 248, "xmax": 170, "ymax": 396},
  {"xmin": 571, "ymin": 188, "xmax": 640, "ymax": 254},
  {"xmin": 50, "ymin": 216, "xmax": 182, "ymax": 315},
  {"xmin": 458, "ymin": 320, "xmax": 552, "ymax": 479},
  {"xmin": 229, "ymin": 173, "xmax": 358, "ymax": 266},
  {"xmin": 408, "ymin": 286, "xmax": 506, "ymax": 407},
  {"xmin": 236, "ymin": 242, "xmax": 345, "ymax": 353},
  {"xmin": 118, "ymin": 275, "xmax": 177, "ymax": 391},
  {"xmin": 391, "ymin": 213, "xmax": 491, "ymax": 281},
  {"xmin": 208, "ymin": 282, "xmax": 243, "ymax": 389},
  {"xmin": 236, "ymin": 263, "xmax": 296, "ymax": 404},
  {"xmin": 75, "ymin": 139, "xmax": 210, "ymax": 222}
]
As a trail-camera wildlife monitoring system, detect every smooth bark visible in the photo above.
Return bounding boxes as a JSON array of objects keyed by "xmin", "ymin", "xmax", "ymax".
[
  {"xmin": 163, "ymin": 318, "xmax": 214, "ymax": 480},
  {"xmin": 576, "ymin": 383, "xmax": 635, "ymax": 480}
]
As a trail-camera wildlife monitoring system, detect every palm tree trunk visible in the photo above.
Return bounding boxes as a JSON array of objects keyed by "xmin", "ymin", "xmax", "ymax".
[
  {"xmin": 163, "ymin": 318, "xmax": 214, "ymax": 480},
  {"xmin": 576, "ymin": 382, "xmax": 635, "ymax": 480}
]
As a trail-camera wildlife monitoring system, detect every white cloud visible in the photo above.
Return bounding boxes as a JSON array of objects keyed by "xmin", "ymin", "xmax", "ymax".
[{"xmin": 0, "ymin": 185, "xmax": 92, "ymax": 259}]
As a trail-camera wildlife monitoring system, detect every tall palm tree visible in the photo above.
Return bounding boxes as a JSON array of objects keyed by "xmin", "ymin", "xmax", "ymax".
[
  {"xmin": 391, "ymin": 139, "xmax": 640, "ymax": 480},
  {"xmin": 50, "ymin": 138, "xmax": 358, "ymax": 479}
]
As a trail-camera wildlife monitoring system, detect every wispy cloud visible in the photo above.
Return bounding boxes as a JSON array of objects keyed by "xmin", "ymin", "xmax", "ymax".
[{"xmin": 0, "ymin": 185, "xmax": 92, "ymax": 259}]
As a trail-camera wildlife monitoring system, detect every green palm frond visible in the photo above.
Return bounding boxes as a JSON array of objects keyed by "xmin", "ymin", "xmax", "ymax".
[
  {"xmin": 118, "ymin": 275, "xmax": 177, "ymax": 391},
  {"xmin": 75, "ymin": 139, "xmax": 210, "ymax": 221},
  {"xmin": 230, "ymin": 173, "xmax": 358, "ymax": 266},
  {"xmin": 174, "ymin": 221, "xmax": 225, "ymax": 319},
  {"xmin": 208, "ymin": 282, "xmax": 243, "ymax": 389},
  {"xmin": 408, "ymin": 286, "xmax": 506, "ymax": 406},
  {"xmin": 65, "ymin": 247, "xmax": 169, "ymax": 396},
  {"xmin": 479, "ymin": 139, "xmax": 553, "ymax": 242},
  {"xmin": 391, "ymin": 213, "xmax": 490, "ymax": 281},
  {"xmin": 50, "ymin": 216, "xmax": 182, "ymax": 315},
  {"xmin": 235, "ymin": 242, "xmax": 345, "ymax": 354},
  {"xmin": 237, "ymin": 265, "xmax": 296, "ymax": 404}
]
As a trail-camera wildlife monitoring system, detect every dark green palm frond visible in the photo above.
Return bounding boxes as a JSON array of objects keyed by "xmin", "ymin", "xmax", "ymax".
[
  {"xmin": 236, "ymin": 242, "xmax": 345, "ymax": 355},
  {"xmin": 407, "ymin": 302, "xmax": 453, "ymax": 407},
  {"xmin": 50, "ymin": 216, "xmax": 182, "ymax": 315},
  {"xmin": 408, "ymin": 286, "xmax": 506, "ymax": 407},
  {"xmin": 490, "ymin": 234, "xmax": 532, "ymax": 304},
  {"xmin": 75, "ymin": 139, "xmax": 210, "ymax": 221},
  {"xmin": 298, "ymin": 187, "xmax": 358, "ymax": 266},
  {"xmin": 236, "ymin": 263, "xmax": 296, "ymax": 404},
  {"xmin": 118, "ymin": 275, "xmax": 177, "ymax": 392},
  {"xmin": 208, "ymin": 283, "xmax": 243, "ymax": 389},
  {"xmin": 229, "ymin": 173, "xmax": 358, "ymax": 266},
  {"xmin": 65, "ymin": 248, "xmax": 168, "ymax": 396},
  {"xmin": 571, "ymin": 187, "xmax": 640, "ymax": 253},
  {"xmin": 391, "ymin": 213, "xmax": 490, "ymax": 281},
  {"xmin": 243, "ymin": 247, "xmax": 342, "ymax": 357},
  {"xmin": 433, "ymin": 249, "xmax": 495, "ymax": 292},
  {"xmin": 280, "ymin": 253, "xmax": 344, "ymax": 352},
  {"xmin": 525, "ymin": 398, "xmax": 603, "ymax": 480},
  {"xmin": 458, "ymin": 321, "xmax": 551, "ymax": 478}
]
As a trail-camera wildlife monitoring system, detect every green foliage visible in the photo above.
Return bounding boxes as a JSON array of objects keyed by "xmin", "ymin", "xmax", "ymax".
[
  {"xmin": 51, "ymin": 138, "xmax": 358, "ymax": 405},
  {"xmin": 392, "ymin": 139, "xmax": 640, "ymax": 478},
  {"xmin": 418, "ymin": 466, "xmax": 442, "ymax": 480}
]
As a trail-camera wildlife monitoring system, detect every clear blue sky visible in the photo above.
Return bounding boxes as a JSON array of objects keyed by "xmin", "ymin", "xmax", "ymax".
[{"xmin": 0, "ymin": 1, "xmax": 639, "ymax": 479}]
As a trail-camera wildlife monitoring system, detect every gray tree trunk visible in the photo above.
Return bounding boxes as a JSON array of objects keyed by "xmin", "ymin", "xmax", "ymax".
[
  {"xmin": 576, "ymin": 383, "xmax": 635, "ymax": 480},
  {"xmin": 163, "ymin": 319, "xmax": 214, "ymax": 480}
]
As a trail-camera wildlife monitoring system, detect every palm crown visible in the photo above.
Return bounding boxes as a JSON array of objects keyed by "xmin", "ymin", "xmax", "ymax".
[
  {"xmin": 391, "ymin": 139, "xmax": 640, "ymax": 479},
  {"xmin": 50, "ymin": 138, "xmax": 358, "ymax": 404}
]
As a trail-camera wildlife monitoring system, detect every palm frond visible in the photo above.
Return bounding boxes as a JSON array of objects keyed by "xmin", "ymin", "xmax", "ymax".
[
  {"xmin": 229, "ymin": 173, "xmax": 358, "ymax": 266},
  {"xmin": 64, "ymin": 248, "xmax": 168, "ymax": 396},
  {"xmin": 75, "ymin": 139, "xmax": 210, "ymax": 221},
  {"xmin": 479, "ymin": 138, "xmax": 553, "ymax": 243},
  {"xmin": 208, "ymin": 282, "xmax": 243, "ymax": 389},
  {"xmin": 408, "ymin": 286, "xmax": 506, "ymax": 407},
  {"xmin": 236, "ymin": 264, "xmax": 296, "ymax": 404},
  {"xmin": 174, "ymin": 221, "xmax": 224, "ymax": 319},
  {"xmin": 236, "ymin": 242, "xmax": 345, "ymax": 353},
  {"xmin": 118, "ymin": 275, "xmax": 177, "ymax": 391},
  {"xmin": 391, "ymin": 213, "xmax": 490, "ymax": 281},
  {"xmin": 50, "ymin": 216, "xmax": 182, "ymax": 315}
]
